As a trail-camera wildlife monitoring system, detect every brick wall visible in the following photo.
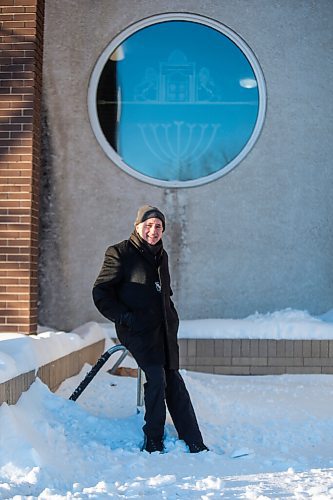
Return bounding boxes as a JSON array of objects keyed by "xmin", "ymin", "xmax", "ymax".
[{"xmin": 0, "ymin": 0, "xmax": 44, "ymax": 334}]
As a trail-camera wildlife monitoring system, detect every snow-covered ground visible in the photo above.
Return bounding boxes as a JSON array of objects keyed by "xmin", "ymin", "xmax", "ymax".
[{"xmin": 1, "ymin": 309, "xmax": 333, "ymax": 498}]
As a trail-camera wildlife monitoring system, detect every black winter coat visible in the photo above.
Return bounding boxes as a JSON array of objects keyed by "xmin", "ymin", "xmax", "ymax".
[{"xmin": 92, "ymin": 232, "xmax": 180, "ymax": 369}]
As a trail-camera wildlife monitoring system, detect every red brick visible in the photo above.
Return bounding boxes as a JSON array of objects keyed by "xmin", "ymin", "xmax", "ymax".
[
  {"xmin": 14, "ymin": 14, "xmax": 35, "ymax": 21},
  {"xmin": 2, "ymin": 7, "xmax": 25, "ymax": 13},
  {"xmin": 0, "ymin": 325, "xmax": 21, "ymax": 333},
  {"xmin": 6, "ymin": 317, "xmax": 31, "ymax": 324},
  {"xmin": 17, "ymin": 0, "xmax": 39, "ymax": 5}
]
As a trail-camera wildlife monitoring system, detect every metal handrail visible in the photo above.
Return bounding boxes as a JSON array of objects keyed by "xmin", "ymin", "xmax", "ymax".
[
  {"xmin": 69, "ymin": 344, "xmax": 129, "ymax": 401},
  {"xmin": 136, "ymin": 367, "xmax": 145, "ymax": 413},
  {"xmin": 69, "ymin": 344, "xmax": 145, "ymax": 414}
]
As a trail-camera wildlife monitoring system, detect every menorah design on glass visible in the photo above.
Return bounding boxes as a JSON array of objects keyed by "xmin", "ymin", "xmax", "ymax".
[{"xmin": 138, "ymin": 121, "xmax": 221, "ymax": 181}]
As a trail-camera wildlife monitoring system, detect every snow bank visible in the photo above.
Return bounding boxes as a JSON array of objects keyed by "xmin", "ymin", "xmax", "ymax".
[
  {"xmin": 0, "ymin": 321, "xmax": 106, "ymax": 384},
  {"xmin": 178, "ymin": 308, "xmax": 333, "ymax": 339}
]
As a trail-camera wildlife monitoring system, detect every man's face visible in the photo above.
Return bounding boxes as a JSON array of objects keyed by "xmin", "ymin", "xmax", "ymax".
[{"xmin": 136, "ymin": 217, "xmax": 163, "ymax": 245}]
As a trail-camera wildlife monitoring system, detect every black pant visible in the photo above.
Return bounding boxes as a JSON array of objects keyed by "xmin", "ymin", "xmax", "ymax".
[{"xmin": 141, "ymin": 365, "xmax": 204, "ymax": 444}]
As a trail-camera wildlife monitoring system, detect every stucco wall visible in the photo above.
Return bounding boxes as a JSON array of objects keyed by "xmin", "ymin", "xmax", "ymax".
[{"xmin": 40, "ymin": 0, "xmax": 333, "ymax": 331}]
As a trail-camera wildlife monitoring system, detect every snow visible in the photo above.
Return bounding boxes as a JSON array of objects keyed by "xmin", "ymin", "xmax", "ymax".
[
  {"xmin": 178, "ymin": 308, "xmax": 333, "ymax": 340},
  {"xmin": 0, "ymin": 322, "xmax": 106, "ymax": 384},
  {"xmin": 1, "ymin": 309, "xmax": 333, "ymax": 498},
  {"xmin": 1, "ymin": 367, "xmax": 333, "ymax": 498}
]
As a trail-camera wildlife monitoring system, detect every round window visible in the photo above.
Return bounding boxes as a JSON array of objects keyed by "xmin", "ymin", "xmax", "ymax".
[{"xmin": 88, "ymin": 13, "xmax": 266, "ymax": 187}]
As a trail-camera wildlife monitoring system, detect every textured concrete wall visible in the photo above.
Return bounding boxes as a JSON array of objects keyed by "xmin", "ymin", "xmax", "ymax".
[
  {"xmin": 179, "ymin": 339, "xmax": 333, "ymax": 375},
  {"xmin": 40, "ymin": 0, "xmax": 333, "ymax": 331}
]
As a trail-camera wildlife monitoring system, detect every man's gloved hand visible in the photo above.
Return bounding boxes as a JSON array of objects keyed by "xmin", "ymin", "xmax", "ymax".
[{"xmin": 119, "ymin": 311, "xmax": 134, "ymax": 330}]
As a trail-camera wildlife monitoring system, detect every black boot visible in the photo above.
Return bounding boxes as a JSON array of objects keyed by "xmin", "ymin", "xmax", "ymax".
[
  {"xmin": 141, "ymin": 434, "xmax": 164, "ymax": 453},
  {"xmin": 186, "ymin": 442, "xmax": 209, "ymax": 453}
]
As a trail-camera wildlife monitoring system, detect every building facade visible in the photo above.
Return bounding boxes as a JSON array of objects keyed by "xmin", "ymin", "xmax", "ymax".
[{"xmin": 1, "ymin": 1, "xmax": 333, "ymax": 334}]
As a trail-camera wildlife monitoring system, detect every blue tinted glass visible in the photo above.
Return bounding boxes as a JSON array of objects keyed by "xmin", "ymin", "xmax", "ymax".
[{"xmin": 97, "ymin": 21, "xmax": 259, "ymax": 182}]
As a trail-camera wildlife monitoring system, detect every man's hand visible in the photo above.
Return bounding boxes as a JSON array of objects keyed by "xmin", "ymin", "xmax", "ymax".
[{"xmin": 119, "ymin": 311, "xmax": 134, "ymax": 330}]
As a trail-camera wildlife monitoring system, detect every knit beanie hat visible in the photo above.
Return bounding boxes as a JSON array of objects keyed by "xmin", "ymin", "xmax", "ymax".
[{"xmin": 134, "ymin": 205, "xmax": 166, "ymax": 231}]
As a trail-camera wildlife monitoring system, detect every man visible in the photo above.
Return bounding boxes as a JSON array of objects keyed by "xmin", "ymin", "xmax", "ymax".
[{"xmin": 92, "ymin": 205, "xmax": 208, "ymax": 454}]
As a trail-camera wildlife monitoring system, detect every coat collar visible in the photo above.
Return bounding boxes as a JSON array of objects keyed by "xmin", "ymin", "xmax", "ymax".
[{"xmin": 129, "ymin": 230, "xmax": 164, "ymax": 267}]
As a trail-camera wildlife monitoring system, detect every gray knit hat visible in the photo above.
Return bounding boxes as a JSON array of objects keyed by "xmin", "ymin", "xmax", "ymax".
[{"xmin": 134, "ymin": 205, "xmax": 166, "ymax": 231}]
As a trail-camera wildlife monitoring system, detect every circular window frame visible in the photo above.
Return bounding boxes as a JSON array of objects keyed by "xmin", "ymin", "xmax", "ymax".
[{"xmin": 88, "ymin": 12, "xmax": 266, "ymax": 188}]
